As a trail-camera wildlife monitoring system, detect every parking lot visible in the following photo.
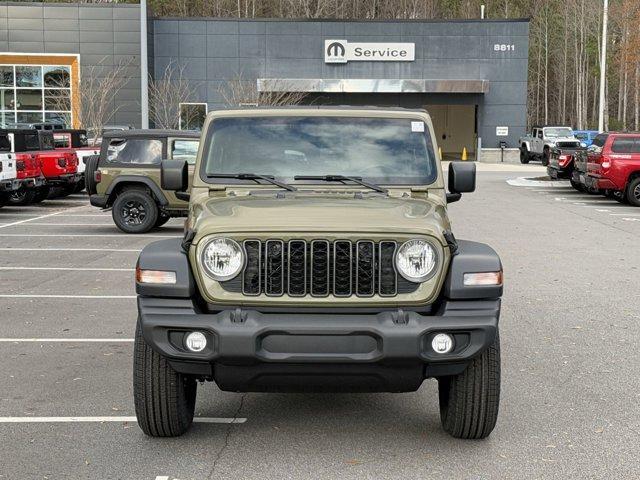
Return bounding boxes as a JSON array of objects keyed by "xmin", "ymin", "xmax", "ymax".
[{"xmin": 1, "ymin": 164, "xmax": 639, "ymax": 479}]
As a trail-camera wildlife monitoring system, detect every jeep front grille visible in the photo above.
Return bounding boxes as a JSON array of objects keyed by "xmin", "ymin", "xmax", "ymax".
[{"xmin": 234, "ymin": 239, "xmax": 411, "ymax": 298}]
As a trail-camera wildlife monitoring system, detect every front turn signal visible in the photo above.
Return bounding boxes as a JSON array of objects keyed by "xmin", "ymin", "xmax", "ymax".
[
  {"xmin": 136, "ymin": 267, "xmax": 177, "ymax": 284},
  {"xmin": 463, "ymin": 271, "xmax": 503, "ymax": 286}
]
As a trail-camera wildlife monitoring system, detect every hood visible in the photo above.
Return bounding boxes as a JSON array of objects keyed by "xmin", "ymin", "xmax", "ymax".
[{"xmin": 191, "ymin": 191, "xmax": 449, "ymax": 241}]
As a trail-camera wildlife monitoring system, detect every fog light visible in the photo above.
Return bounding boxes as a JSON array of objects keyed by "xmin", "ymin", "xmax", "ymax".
[
  {"xmin": 185, "ymin": 331, "xmax": 207, "ymax": 352},
  {"xmin": 431, "ymin": 333, "xmax": 454, "ymax": 354}
]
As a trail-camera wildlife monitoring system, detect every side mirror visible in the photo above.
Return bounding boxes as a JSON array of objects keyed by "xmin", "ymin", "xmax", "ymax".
[
  {"xmin": 161, "ymin": 159, "xmax": 189, "ymax": 200},
  {"xmin": 447, "ymin": 161, "xmax": 476, "ymax": 203}
]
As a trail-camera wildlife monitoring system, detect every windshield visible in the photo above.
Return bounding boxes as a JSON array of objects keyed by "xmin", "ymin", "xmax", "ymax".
[
  {"xmin": 201, "ymin": 116, "xmax": 437, "ymax": 185},
  {"xmin": 545, "ymin": 127, "xmax": 573, "ymax": 138}
]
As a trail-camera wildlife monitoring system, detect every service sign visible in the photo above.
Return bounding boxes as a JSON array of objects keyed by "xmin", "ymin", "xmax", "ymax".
[
  {"xmin": 325, "ymin": 40, "xmax": 415, "ymax": 63},
  {"xmin": 496, "ymin": 126, "xmax": 509, "ymax": 137}
]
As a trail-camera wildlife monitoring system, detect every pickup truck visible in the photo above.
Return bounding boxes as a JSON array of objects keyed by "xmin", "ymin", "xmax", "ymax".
[
  {"xmin": 53, "ymin": 129, "xmax": 100, "ymax": 194},
  {"xmin": 4, "ymin": 129, "xmax": 79, "ymax": 205},
  {"xmin": 547, "ymin": 140, "xmax": 584, "ymax": 184},
  {"xmin": 519, "ymin": 126, "xmax": 577, "ymax": 166},
  {"xmin": 0, "ymin": 133, "xmax": 20, "ymax": 207}
]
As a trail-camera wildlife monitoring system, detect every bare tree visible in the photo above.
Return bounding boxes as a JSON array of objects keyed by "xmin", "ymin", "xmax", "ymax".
[
  {"xmin": 148, "ymin": 62, "xmax": 199, "ymax": 130},
  {"xmin": 219, "ymin": 73, "xmax": 308, "ymax": 107},
  {"xmin": 48, "ymin": 57, "xmax": 132, "ymax": 145}
]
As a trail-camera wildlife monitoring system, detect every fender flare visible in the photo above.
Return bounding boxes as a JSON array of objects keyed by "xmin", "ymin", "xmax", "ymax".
[
  {"xmin": 444, "ymin": 240, "xmax": 503, "ymax": 300},
  {"xmin": 105, "ymin": 176, "xmax": 169, "ymax": 206},
  {"xmin": 519, "ymin": 140, "xmax": 531, "ymax": 152},
  {"xmin": 136, "ymin": 238, "xmax": 195, "ymax": 298}
]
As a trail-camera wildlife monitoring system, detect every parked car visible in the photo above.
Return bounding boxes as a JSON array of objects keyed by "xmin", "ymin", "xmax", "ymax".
[
  {"xmin": 0, "ymin": 131, "xmax": 20, "ymax": 207},
  {"xmin": 53, "ymin": 129, "xmax": 100, "ymax": 193},
  {"xmin": 86, "ymin": 129, "xmax": 200, "ymax": 233},
  {"xmin": 571, "ymin": 133, "xmax": 608, "ymax": 193},
  {"xmin": 574, "ymin": 130, "xmax": 599, "ymax": 147},
  {"xmin": 547, "ymin": 140, "xmax": 584, "ymax": 184},
  {"xmin": 133, "ymin": 107, "xmax": 504, "ymax": 440},
  {"xmin": 1, "ymin": 129, "xmax": 47, "ymax": 205},
  {"xmin": 585, "ymin": 132, "xmax": 640, "ymax": 205},
  {"xmin": 519, "ymin": 126, "xmax": 577, "ymax": 165}
]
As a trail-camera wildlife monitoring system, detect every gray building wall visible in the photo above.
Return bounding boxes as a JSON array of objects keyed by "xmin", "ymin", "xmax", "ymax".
[
  {"xmin": 0, "ymin": 1, "xmax": 142, "ymax": 127},
  {"xmin": 153, "ymin": 18, "xmax": 529, "ymax": 148}
]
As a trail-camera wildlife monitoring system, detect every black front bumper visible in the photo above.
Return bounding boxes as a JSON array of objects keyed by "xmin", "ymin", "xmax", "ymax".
[{"xmin": 138, "ymin": 296, "xmax": 500, "ymax": 392}]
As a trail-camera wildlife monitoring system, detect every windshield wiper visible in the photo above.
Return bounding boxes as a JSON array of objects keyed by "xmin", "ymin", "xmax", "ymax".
[
  {"xmin": 294, "ymin": 175, "xmax": 388, "ymax": 194},
  {"xmin": 206, "ymin": 173, "xmax": 297, "ymax": 192}
]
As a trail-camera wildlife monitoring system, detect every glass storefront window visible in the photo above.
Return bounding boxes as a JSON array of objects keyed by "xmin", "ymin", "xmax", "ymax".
[
  {"xmin": 16, "ymin": 89, "xmax": 43, "ymax": 110},
  {"xmin": 16, "ymin": 66, "xmax": 42, "ymax": 88},
  {"xmin": 17, "ymin": 112, "xmax": 44, "ymax": 124},
  {"xmin": 43, "ymin": 66, "xmax": 70, "ymax": 88},
  {"xmin": 0, "ymin": 64, "xmax": 72, "ymax": 127},
  {"xmin": 0, "ymin": 66, "xmax": 13, "ymax": 87}
]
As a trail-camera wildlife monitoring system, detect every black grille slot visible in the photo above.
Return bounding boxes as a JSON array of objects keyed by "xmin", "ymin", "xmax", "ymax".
[
  {"xmin": 242, "ymin": 240, "xmax": 261, "ymax": 295},
  {"xmin": 310, "ymin": 240, "xmax": 330, "ymax": 296},
  {"xmin": 378, "ymin": 241, "xmax": 397, "ymax": 296},
  {"xmin": 356, "ymin": 241, "xmax": 375, "ymax": 296},
  {"xmin": 333, "ymin": 241, "xmax": 353, "ymax": 297},
  {"xmin": 264, "ymin": 240, "xmax": 284, "ymax": 296},
  {"xmin": 287, "ymin": 240, "xmax": 307, "ymax": 296}
]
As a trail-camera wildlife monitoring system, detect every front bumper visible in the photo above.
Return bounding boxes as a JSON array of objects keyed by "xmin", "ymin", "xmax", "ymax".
[
  {"xmin": 0, "ymin": 178, "xmax": 21, "ymax": 192},
  {"xmin": 138, "ymin": 296, "xmax": 500, "ymax": 392}
]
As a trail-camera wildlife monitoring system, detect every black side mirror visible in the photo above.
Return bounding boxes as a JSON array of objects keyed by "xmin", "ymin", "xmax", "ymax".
[
  {"xmin": 447, "ymin": 161, "xmax": 476, "ymax": 203},
  {"xmin": 161, "ymin": 159, "xmax": 189, "ymax": 200}
]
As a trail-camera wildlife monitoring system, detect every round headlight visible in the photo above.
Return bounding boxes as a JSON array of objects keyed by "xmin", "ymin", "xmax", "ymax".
[
  {"xmin": 395, "ymin": 239, "xmax": 438, "ymax": 282},
  {"xmin": 200, "ymin": 237, "xmax": 244, "ymax": 281}
]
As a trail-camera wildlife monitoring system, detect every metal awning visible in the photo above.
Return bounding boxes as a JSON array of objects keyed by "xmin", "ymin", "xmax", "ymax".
[{"xmin": 257, "ymin": 78, "xmax": 489, "ymax": 94}]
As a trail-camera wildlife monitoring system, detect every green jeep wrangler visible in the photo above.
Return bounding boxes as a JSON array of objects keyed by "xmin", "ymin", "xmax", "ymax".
[
  {"xmin": 134, "ymin": 108, "xmax": 503, "ymax": 439},
  {"xmin": 87, "ymin": 129, "xmax": 200, "ymax": 233}
]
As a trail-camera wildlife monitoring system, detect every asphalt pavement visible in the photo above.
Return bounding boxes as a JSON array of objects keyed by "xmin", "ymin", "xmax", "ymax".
[{"xmin": 1, "ymin": 166, "xmax": 639, "ymax": 479}]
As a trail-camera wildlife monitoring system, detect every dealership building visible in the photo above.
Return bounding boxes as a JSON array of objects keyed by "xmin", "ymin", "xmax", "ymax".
[{"xmin": 0, "ymin": 2, "xmax": 529, "ymax": 160}]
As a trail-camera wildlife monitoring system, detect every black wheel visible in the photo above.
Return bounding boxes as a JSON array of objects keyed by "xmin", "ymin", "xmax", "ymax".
[
  {"xmin": 155, "ymin": 213, "xmax": 171, "ymax": 228},
  {"xmin": 438, "ymin": 331, "xmax": 501, "ymax": 439},
  {"xmin": 570, "ymin": 178, "xmax": 583, "ymax": 191},
  {"xmin": 626, "ymin": 177, "xmax": 640, "ymax": 207},
  {"xmin": 0, "ymin": 192, "xmax": 7, "ymax": 208},
  {"xmin": 519, "ymin": 147, "xmax": 529, "ymax": 164},
  {"xmin": 112, "ymin": 187, "xmax": 158, "ymax": 233},
  {"xmin": 31, "ymin": 186, "xmax": 51, "ymax": 204},
  {"xmin": 541, "ymin": 148, "xmax": 550, "ymax": 166},
  {"xmin": 84, "ymin": 155, "xmax": 100, "ymax": 195},
  {"xmin": 8, "ymin": 188, "xmax": 36, "ymax": 206},
  {"xmin": 133, "ymin": 319, "xmax": 197, "ymax": 437}
]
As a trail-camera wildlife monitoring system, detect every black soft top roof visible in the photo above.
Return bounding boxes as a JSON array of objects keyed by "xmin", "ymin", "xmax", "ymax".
[{"xmin": 102, "ymin": 129, "xmax": 200, "ymax": 139}]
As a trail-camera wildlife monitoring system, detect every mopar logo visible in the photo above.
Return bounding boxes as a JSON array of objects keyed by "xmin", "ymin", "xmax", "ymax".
[
  {"xmin": 326, "ymin": 41, "xmax": 346, "ymax": 58},
  {"xmin": 324, "ymin": 39, "xmax": 415, "ymax": 64}
]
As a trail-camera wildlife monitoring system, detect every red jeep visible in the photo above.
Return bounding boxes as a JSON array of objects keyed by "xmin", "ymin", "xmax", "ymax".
[
  {"xmin": 586, "ymin": 133, "xmax": 640, "ymax": 205},
  {"xmin": 5, "ymin": 129, "xmax": 80, "ymax": 205},
  {"xmin": 53, "ymin": 129, "xmax": 100, "ymax": 193}
]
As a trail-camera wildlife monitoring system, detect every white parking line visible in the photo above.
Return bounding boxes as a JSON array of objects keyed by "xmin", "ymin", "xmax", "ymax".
[
  {"xmin": 0, "ymin": 294, "xmax": 135, "ymax": 299},
  {"xmin": 0, "ymin": 209, "xmax": 69, "ymax": 229},
  {"xmin": 0, "ymin": 213, "xmax": 108, "ymax": 217},
  {"xmin": 609, "ymin": 213, "xmax": 640, "ymax": 216},
  {"xmin": 0, "ymin": 416, "xmax": 246, "ymax": 424},
  {"xmin": 0, "ymin": 234, "xmax": 180, "ymax": 238},
  {"xmin": 0, "ymin": 248, "xmax": 141, "ymax": 252},
  {"xmin": 0, "ymin": 338, "xmax": 134, "ymax": 342},
  {"xmin": 0, "ymin": 267, "xmax": 134, "ymax": 271}
]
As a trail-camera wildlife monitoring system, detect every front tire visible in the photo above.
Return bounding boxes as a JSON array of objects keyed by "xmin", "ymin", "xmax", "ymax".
[
  {"xmin": 112, "ymin": 187, "xmax": 158, "ymax": 233},
  {"xmin": 133, "ymin": 320, "xmax": 197, "ymax": 437},
  {"xmin": 438, "ymin": 331, "xmax": 501, "ymax": 439},
  {"xmin": 8, "ymin": 188, "xmax": 36, "ymax": 206},
  {"xmin": 519, "ymin": 147, "xmax": 529, "ymax": 164},
  {"xmin": 542, "ymin": 148, "xmax": 550, "ymax": 166}
]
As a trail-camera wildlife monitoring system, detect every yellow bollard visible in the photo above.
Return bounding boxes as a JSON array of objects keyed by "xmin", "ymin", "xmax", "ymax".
[
  {"xmin": 461, "ymin": 147, "xmax": 468, "ymax": 161},
  {"xmin": 438, "ymin": 147, "xmax": 442, "ymax": 160}
]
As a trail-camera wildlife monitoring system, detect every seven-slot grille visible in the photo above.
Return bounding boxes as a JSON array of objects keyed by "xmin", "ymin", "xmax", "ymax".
[{"xmin": 240, "ymin": 239, "xmax": 400, "ymax": 297}]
